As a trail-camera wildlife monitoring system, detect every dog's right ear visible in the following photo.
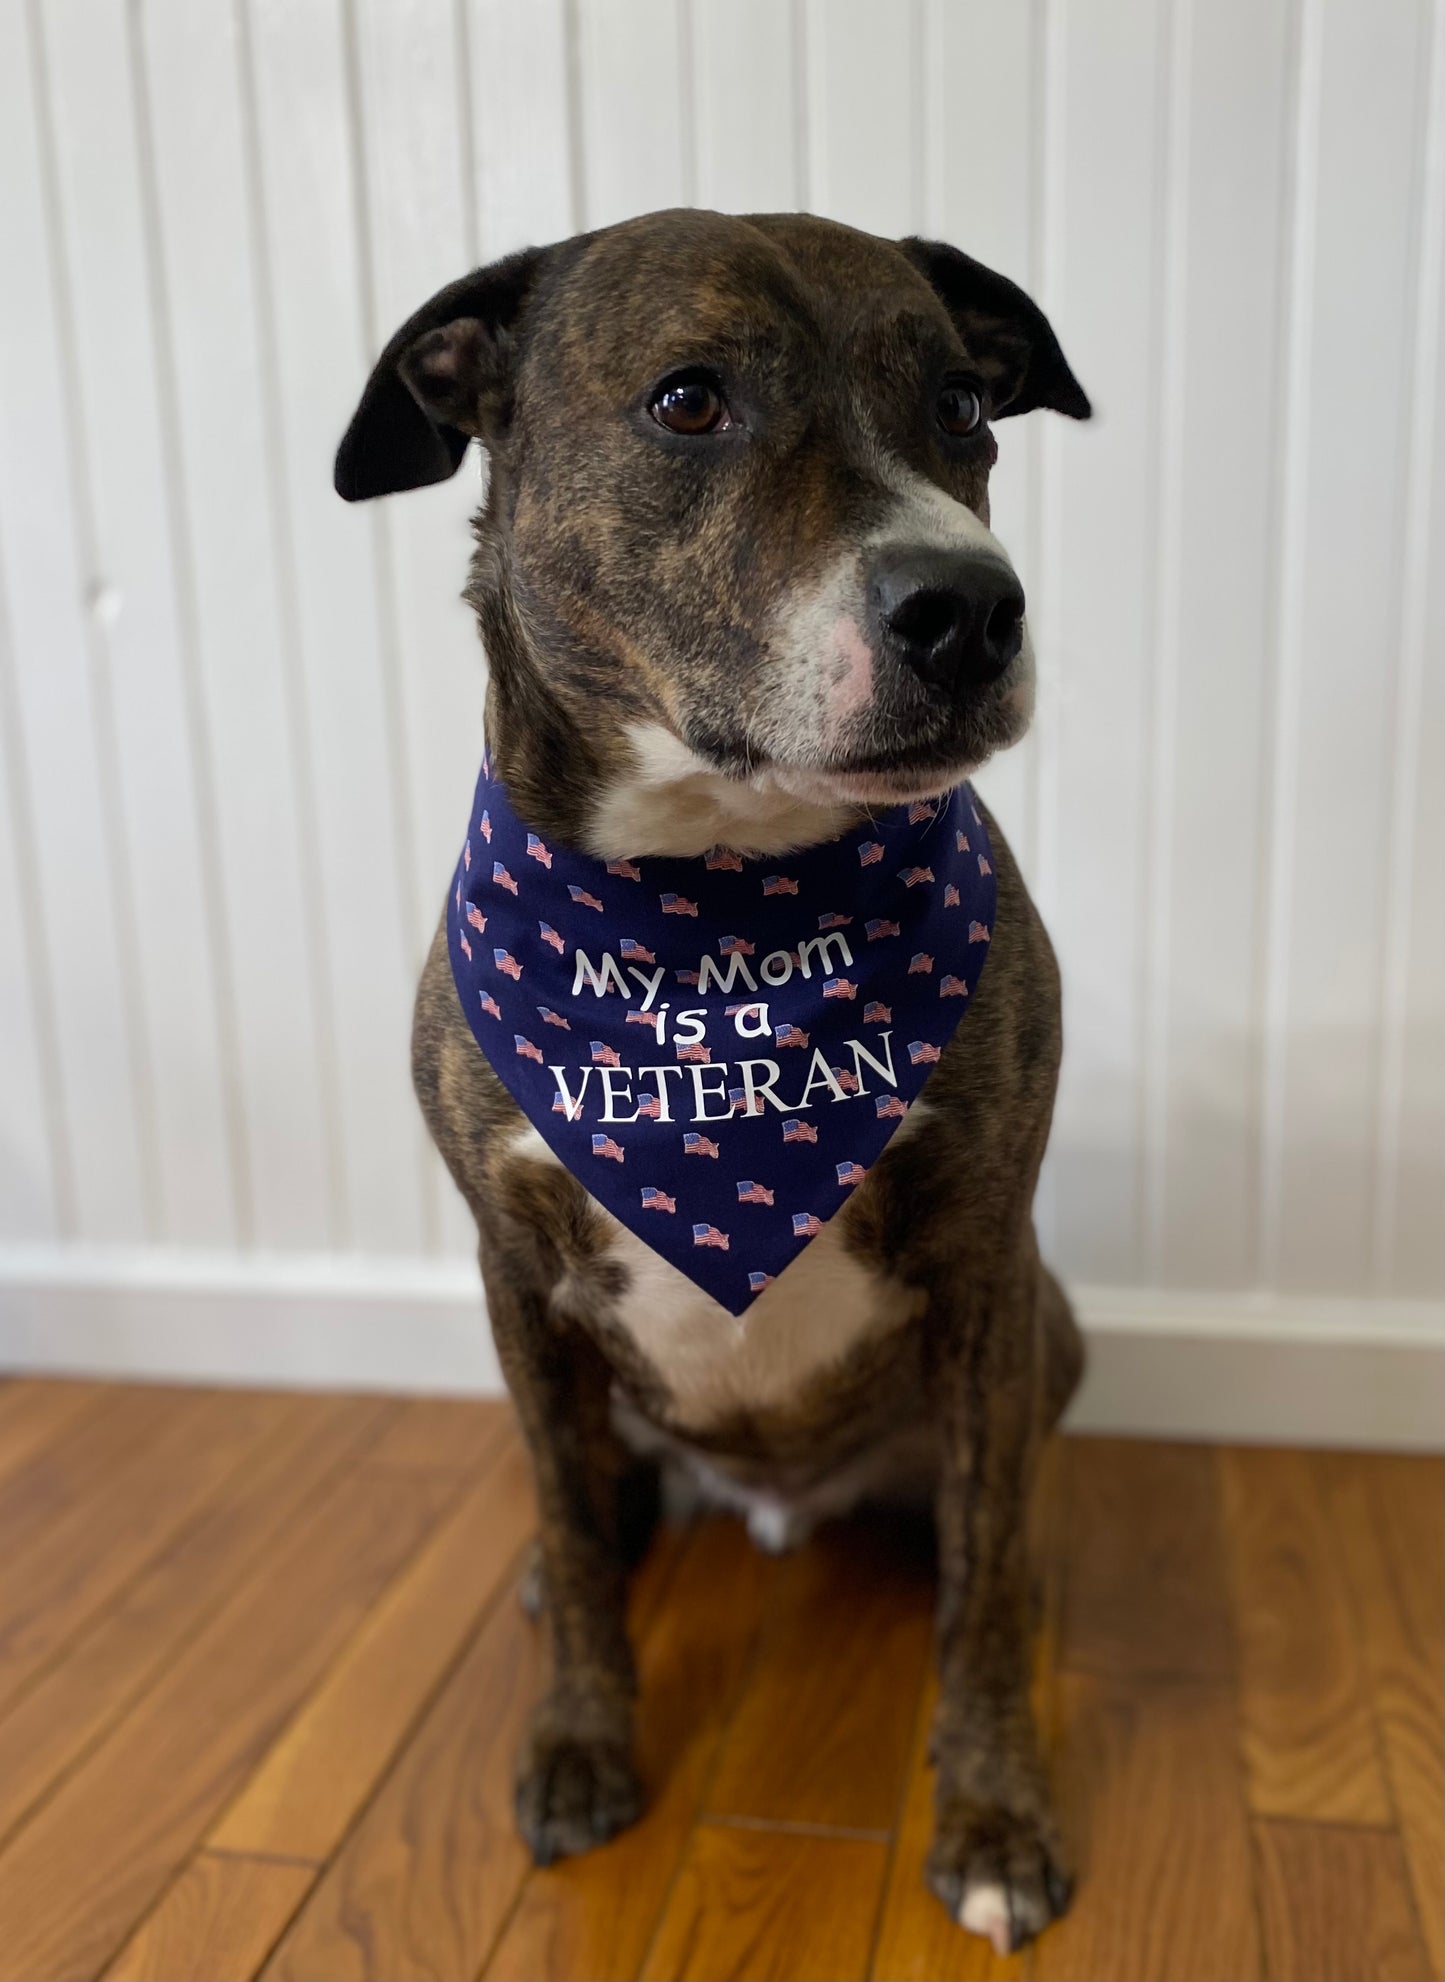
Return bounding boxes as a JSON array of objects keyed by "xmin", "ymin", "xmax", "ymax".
[{"xmin": 335, "ymin": 247, "xmax": 548, "ymax": 501}]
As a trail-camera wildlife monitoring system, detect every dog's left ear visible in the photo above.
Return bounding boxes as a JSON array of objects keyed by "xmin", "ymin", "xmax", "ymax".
[
  {"xmin": 901, "ymin": 238, "xmax": 1091, "ymax": 421},
  {"xmin": 335, "ymin": 246, "xmax": 549, "ymax": 501}
]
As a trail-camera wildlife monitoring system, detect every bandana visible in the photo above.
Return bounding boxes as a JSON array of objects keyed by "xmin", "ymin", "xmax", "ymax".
[{"xmin": 447, "ymin": 750, "xmax": 996, "ymax": 1316}]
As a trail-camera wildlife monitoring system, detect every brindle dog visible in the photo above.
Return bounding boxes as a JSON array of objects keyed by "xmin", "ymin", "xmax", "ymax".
[{"xmin": 337, "ymin": 209, "xmax": 1089, "ymax": 1955}]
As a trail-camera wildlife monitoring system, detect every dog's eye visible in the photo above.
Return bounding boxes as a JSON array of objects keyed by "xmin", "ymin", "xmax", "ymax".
[
  {"xmin": 649, "ymin": 371, "xmax": 732, "ymax": 436},
  {"xmin": 937, "ymin": 381, "xmax": 983, "ymax": 438}
]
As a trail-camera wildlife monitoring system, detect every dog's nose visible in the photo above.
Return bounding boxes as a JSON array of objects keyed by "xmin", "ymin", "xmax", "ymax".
[{"xmin": 870, "ymin": 548, "xmax": 1026, "ymax": 692}]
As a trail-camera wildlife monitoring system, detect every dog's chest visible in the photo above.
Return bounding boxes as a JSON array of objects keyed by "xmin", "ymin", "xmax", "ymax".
[{"xmin": 507, "ymin": 1126, "xmax": 925, "ymax": 1432}]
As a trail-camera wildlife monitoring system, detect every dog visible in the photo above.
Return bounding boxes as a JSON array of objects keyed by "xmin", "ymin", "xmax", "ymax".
[{"xmin": 336, "ymin": 208, "xmax": 1089, "ymax": 1955}]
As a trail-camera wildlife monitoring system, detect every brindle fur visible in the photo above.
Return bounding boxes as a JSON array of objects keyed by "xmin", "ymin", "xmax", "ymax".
[{"xmin": 350, "ymin": 209, "xmax": 1088, "ymax": 1947}]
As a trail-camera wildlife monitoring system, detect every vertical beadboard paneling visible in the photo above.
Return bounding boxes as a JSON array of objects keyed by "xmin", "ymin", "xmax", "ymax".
[
  {"xmin": 136, "ymin": 0, "xmax": 336, "ymax": 1249},
  {"xmin": 1378, "ymin": 0, "xmax": 1445, "ymax": 1299},
  {"xmin": 0, "ymin": 579, "xmax": 64, "ymax": 1241},
  {"xmin": 244, "ymin": 0, "xmax": 426, "ymax": 1253},
  {"xmin": 468, "ymin": 0, "xmax": 576, "ymax": 255},
  {"xmin": 804, "ymin": 0, "xmax": 921, "ymax": 236},
  {"xmin": 1153, "ymin": 0, "xmax": 1294, "ymax": 1288},
  {"xmin": 1267, "ymin": 0, "xmax": 1431, "ymax": 1293},
  {"xmin": 690, "ymin": 0, "xmax": 801, "ymax": 212},
  {"xmin": 40, "ymin": 0, "xmax": 240, "ymax": 1248},
  {"xmin": 576, "ymin": 0, "xmax": 690, "ymax": 228},
  {"xmin": 0, "ymin": 0, "xmax": 1439, "ymax": 1311},
  {"xmin": 1039, "ymin": 0, "xmax": 1167, "ymax": 1283},
  {"xmin": 0, "ymin": 0, "xmax": 150, "ymax": 1243},
  {"xmin": 349, "ymin": 0, "xmax": 493, "ymax": 1256},
  {"xmin": 924, "ymin": 0, "xmax": 1041, "ymax": 878}
]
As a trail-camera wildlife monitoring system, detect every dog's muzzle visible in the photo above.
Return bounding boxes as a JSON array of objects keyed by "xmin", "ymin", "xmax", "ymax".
[{"xmin": 870, "ymin": 547, "xmax": 1025, "ymax": 698}]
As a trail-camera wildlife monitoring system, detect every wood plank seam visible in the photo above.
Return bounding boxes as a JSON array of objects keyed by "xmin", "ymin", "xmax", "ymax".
[
  {"xmin": 1325, "ymin": 1465, "xmax": 1441, "ymax": 1972},
  {"xmin": 0, "ymin": 1398, "xmax": 398, "ymax": 1860},
  {"xmin": 628, "ymin": 1536, "xmax": 785, "ymax": 1982},
  {"xmin": 87, "ymin": 1457, "xmax": 506, "ymax": 1982},
  {"xmin": 863, "ymin": 1630, "xmax": 938, "ymax": 1982},
  {"xmin": 710, "ymin": 1813, "xmax": 894, "ymax": 1842},
  {"xmin": 1213, "ymin": 1448, "xmax": 1284, "ymax": 1979},
  {"xmin": 467, "ymin": 1514, "xmax": 705, "ymax": 1982},
  {"xmin": 245, "ymin": 1538, "xmax": 537, "ymax": 1982}
]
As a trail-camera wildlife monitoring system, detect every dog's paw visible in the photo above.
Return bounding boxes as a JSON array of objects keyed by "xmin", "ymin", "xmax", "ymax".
[
  {"xmin": 927, "ymin": 1801, "xmax": 1072, "ymax": 1955},
  {"xmin": 514, "ymin": 1722, "xmax": 642, "ymax": 1866}
]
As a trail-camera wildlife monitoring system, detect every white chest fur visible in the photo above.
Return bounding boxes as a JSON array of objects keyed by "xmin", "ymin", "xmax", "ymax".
[{"xmin": 505, "ymin": 1123, "xmax": 926, "ymax": 1434}]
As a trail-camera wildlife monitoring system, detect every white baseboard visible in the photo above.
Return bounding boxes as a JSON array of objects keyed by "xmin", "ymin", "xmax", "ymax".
[{"xmin": 0, "ymin": 1246, "xmax": 1440, "ymax": 1451}]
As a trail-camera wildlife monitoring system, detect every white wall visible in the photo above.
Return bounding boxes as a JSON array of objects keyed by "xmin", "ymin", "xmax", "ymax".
[{"xmin": 1, "ymin": 0, "xmax": 1441, "ymax": 1436}]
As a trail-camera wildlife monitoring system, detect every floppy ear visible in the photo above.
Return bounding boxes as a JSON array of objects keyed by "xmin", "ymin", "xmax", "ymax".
[
  {"xmin": 900, "ymin": 238, "xmax": 1091, "ymax": 421},
  {"xmin": 334, "ymin": 247, "xmax": 548, "ymax": 501}
]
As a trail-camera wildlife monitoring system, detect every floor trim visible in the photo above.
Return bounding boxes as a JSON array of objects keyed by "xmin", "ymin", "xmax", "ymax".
[{"xmin": 0, "ymin": 1246, "xmax": 1440, "ymax": 1450}]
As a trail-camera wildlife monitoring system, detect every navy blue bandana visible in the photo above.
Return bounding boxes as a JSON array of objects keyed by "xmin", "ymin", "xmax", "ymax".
[{"xmin": 447, "ymin": 749, "xmax": 997, "ymax": 1315}]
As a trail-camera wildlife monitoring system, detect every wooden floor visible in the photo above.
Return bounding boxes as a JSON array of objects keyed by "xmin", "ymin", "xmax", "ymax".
[{"xmin": 0, "ymin": 1381, "xmax": 1437, "ymax": 1981}]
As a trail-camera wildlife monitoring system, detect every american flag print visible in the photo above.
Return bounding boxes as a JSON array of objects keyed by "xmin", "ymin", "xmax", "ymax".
[{"xmin": 445, "ymin": 751, "xmax": 995, "ymax": 1315}]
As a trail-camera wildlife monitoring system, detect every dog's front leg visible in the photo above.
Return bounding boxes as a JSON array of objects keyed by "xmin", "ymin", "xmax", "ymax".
[
  {"xmin": 926, "ymin": 1258, "xmax": 1070, "ymax": 1954},
  {"xmin": 481, "ymin": 1257, "xmax": 643, "ymax": 1864}
]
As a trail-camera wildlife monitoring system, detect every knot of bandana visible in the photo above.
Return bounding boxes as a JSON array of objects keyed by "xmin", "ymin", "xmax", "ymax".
[{"xmin": 447, "ymin": 751, "xmax": 997, "ymax": 1314}]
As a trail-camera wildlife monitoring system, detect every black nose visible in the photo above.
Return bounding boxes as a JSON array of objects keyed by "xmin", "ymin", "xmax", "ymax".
[{"xmin": 870, "ymin": 547, "xmax": 1026, "ymax": 692}]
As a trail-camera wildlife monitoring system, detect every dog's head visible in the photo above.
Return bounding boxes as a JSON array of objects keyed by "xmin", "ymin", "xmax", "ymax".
[{"xmin": 338, "ymin": 210, "xmax": 1088, "ymax": 852}]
